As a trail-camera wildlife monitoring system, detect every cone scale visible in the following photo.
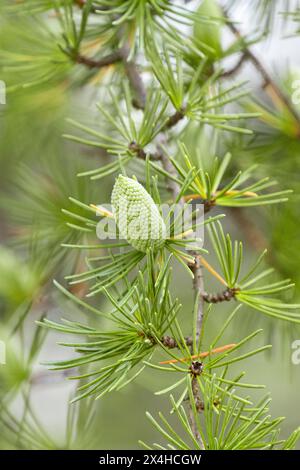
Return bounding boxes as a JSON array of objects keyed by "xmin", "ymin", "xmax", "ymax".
[{"xmin": 111, "ymin": 175, "xmax": 166, "ymax": 253}]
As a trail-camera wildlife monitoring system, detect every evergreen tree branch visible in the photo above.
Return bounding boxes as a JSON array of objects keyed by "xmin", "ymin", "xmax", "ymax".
[
  {"xmin": 202, "ymin": 287, "xmax": 239, "ymax": 304},
  {"xmin": 128, "ymin": 142, "xmax": 161, "ymax": 161},
  {"xmin": 2, "ymin": 0, "xmax": 299, "ymax": 450},
  {"xmin": 152, "ymin": 128, "xmax": 205, "ymax": 449},
  {"xmin": 119, "ymin": 52, "xmax": 207, "ymax": 443},
  {"xmin": 221, "ymin": 52, "xmax": 247, "ymax": 78},
  {"xmin": 189, "ymin": 255, "xmax": 205, "ymax": 445},
  {"xmin": 159, "ymin": 144, "xmax": 183, "ymax": 201},
  {"xmin": 222, "ymin": 8, "xmax": 300, "ymax": 133},
  {"xmin": 191, "ymin": 256, "xmax": 205, "ymax": 342},
  {"xmin": 75, "ymin": 41, "xmax": 147, "ymax": 110},
  {"xmin": 228, "ymin": 208, "xmax": 269, "ymax": 254},
  {"xmin": 121, "ymin": 51, "xmax": 147, "ymax": 110},
  {"xmin": 161, "ymin": 335, "xmax": 193, "ymax": 349},
  {"xmin": 164, "ymin": 108, "xmax": 186, "ymax": 129},
  {"xmin": 75, "ymin": 51, "xmax": 122, "ymax": 68}
]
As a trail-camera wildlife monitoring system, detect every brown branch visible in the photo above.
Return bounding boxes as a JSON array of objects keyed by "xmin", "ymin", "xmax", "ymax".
[
  {"xmin": 75, "ymin": 40, "xmax": 146, "ymax": 110},
  {"xmin": 189, "ymin": 361, "xmax": 204, "ymax": 378},
  {"xmin": 228, "ymin": 207, "xmax": 268, "ymax": 254},
  {"xmin": 221, "ymin": 52, "xmax": 247, "ymax": 78},
  {"xmin": 161, "ymin": 335, "xmax": 193, "ymax": 349},
  {"xmin": 156, "ymin": 136, "xmax": 204, "ymax": 448},
  {"xmin": 76, "ymin": 51, "xmax": 122, "ymax": 69},
  {"xmin": 223, "ymin": 9, "xmax": 300, "ymax": 132},
  {"xmin": 127, "ymin": 105, "xmax": 187, "ymax": 161},
  {"xmin": 122, "ymin": 56, "xmax": 147, "ymax": 110},
  {"xmin": 190, "ymin": 255, "xmax": 205, "ymax": 342},
  {"xmin": 30, "ymin": 368, "xmax": 77, "ymax": 386},
  {"xmin": 128, "ymin": 141, "xmax": 148, "ymax": 159},
  {"xmin": 74, "ymin": 0, "xmax": 105, "ymax": 12},
  {"xmin": 188, "ymin": 254, "xmax": 205, "ymax": 446},
  {"xmin": 74, "ymin": 0, "xmax": 88, "ymax": 7},
  {"xmin": 164, "ymin": 108, "xmax": 185, "ymax": 129},
  {"xmin": 183, "ymin": 194, "xmax": 216, "ymax": 213},
  {"xmin": 202, "ymin": 287, "xmax": 239, "ymax": 304},
  {"xmin": 159, "ymin": 146, "xmax": 183, "ymax": 200},
  {"xmin": 128, "ymin": 141, "xmax": 161, "ymax": 161},
  {"xmin": 154, "ymin": 128, "xmax": 205, "ymax": 448}
]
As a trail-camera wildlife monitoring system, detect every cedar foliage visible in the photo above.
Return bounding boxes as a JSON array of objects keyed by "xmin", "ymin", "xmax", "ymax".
[{"xmin": 1, "ymin": 0, "xmax": 300, "ymax": 450}]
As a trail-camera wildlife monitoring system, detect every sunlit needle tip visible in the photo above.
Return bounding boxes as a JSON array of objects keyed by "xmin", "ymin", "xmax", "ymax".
[
  {"xmin": 159, "ymin": 343, "xmax": 236, "ymax": 365},
  {"xmin": 90, "ymin": 204, "xmax": 114, "ymax": 218}
]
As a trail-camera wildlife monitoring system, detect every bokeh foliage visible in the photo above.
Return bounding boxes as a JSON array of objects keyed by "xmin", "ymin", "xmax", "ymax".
[{"xmin": 1, "ymin": 0, "xmax": 300, "ymax": 450}]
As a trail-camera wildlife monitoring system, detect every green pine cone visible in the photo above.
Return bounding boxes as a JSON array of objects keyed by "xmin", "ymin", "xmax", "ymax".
[
  {"xmin": 194, "ymin": 0, "xmax": 223, "ymax": 60},
  {"xmin": 111, "ymin": 175, "xmax": 167, "ymax": 253}
]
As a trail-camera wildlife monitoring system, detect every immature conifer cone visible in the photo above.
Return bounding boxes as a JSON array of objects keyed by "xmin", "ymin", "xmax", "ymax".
[
  {"xmin": 111, "ymin": 175, "xmax": 167, "ymax": 253},
  {"xmin": 194, "ymin": 0, "xmax": 223, "ymax": 60}
]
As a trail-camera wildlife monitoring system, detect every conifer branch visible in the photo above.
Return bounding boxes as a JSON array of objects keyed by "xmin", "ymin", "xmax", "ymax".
[
  {"xmin": 121, "ymin": 54, "xmax": 147, "ymax": 110},
  {"xmin": 158, "ymin": 151, "xmax": 205, "ymax": 446},
  {"xmin": 2, "ymin": 0, "xmax": 300, "ymax": 451},
  {"xmin": 152, "ymin": 123, "xmax": 205, "ymax": 449},
  {"xmin": 75, "ymin": 43, "xmax": 147, "ymax": 110},
  {"xmin": 202, "ymin": 287, "xmax": 239, "ymax": 304},
  {"xmin": 159, "ymin": 145, "xmax": 183, "ymax": 201},
  {"xmin": 221, "ymin": 52, "xmax": 247, "ymax": 78},
  {"xmin": 164, "ymin": 108, "xmax": 186, "ymax": 129},
  {"xmin": 75, "ymin": 51, "xmax": 122, "ymax": 68},
  {"xmin": 191, "ymin": 256, "xmax": 205, "ymax": 341},
  {"xmin": 161, "ymin": 335, "xmax": 193, "ymax": 349},
  {"xmin": 223, "ymin": 8, "xmax": 300, "ymax": 133}
]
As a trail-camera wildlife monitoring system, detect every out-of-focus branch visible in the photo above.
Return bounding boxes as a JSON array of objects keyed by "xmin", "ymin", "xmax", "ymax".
[
  {"xmin": 228, "ymin": 207, "xmax": 278, "ymax": 272},
  {"xmin": 159, "ymin": 143, "xmax": 183, "ymax": 200},
  {"xmin": 120, "ymin": 48, "xmax": 147, "ymax": 110},
  {"xmin": 228, "ymin": 208, "xmax": 268, "ymax": 254},
  {"xmin": 221, "ymin": 52, "xmax": 247, "ymax": 78},
  {"xmin": 76, "ymin": 51, "xmax": 122, "ymax": 68},
  {"xmin": 222, "ymin": 9, "xmax": 300, "ymax": 133},
  {"xmin": 164, "ymin": 108, "xmax": 185, "ymax": 128},
  {"xmin": 30, "ymin": 368, "xmax": 77, "ymax": 385},
  {"xmin": 74, "ymin": 0, "xmax": 105, "ymax": 12},
  {"xmin": 76, "ymin": 43, "xmax": 146, "ymax": 110},
  {"xmin": 161, "ymin": 335, "xmax": 193, "ymax": 349}
]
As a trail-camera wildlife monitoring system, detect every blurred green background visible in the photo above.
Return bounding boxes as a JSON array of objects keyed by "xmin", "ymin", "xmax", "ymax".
[{"xmin": 1, "ymin": 0, "xmax": 300, "ymax": 449}]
